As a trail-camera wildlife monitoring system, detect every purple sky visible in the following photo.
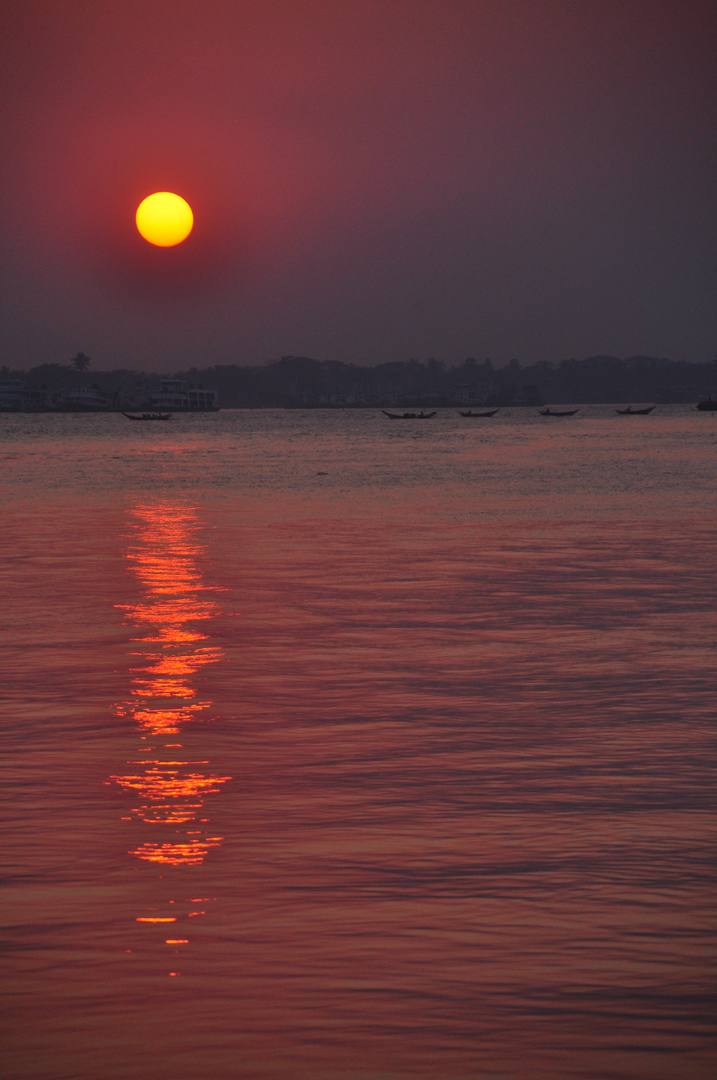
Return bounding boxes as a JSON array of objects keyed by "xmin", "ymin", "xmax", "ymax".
[{"xmin": 2, "ymin": 0, "xmax": 715, "ymax": 371}]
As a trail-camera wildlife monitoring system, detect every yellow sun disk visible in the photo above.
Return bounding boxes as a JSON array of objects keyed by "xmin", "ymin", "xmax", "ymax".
[{"xmin": 136, "ymin": 192, "xmax": 193, "ymax": 247}]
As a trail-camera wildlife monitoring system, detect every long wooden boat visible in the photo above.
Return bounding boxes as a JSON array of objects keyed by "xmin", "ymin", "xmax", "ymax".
[
  {"xmin": 459, "ymin": 409, "xmax": 499, "ymax": 417},
  {"xmin": 122, "ymin": 412, "xmax": 172, "ymax": 421},
  {"xmin": 615, "ymin": 405, "xmax": 655, "ymax": 415},
  {"xmin": 382, "ymin": 410, "xmax": 436, "ymax": 419},
  {"xmin": 539, "ymin": 407, "xmax": 579, "ymax": 417}
]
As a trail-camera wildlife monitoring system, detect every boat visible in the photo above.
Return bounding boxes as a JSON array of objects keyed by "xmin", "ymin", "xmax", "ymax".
[
  {"xmin": 458, "ymin": 409, "xmax": 499, "ymax": 417},
  {"xmin": 696, "ymin": 397, "xmax": 717, "ymax": 412},
  {"xmin": 539, "ymin": 407, "xmax": 579, "ymax": 417},
  {"xmin": 382, "ymin": 410, "xmax": 436, "ymax": 419},
  {"xmin": 615, "ymin": 405, "xmax": 655, "ymax": 415},
  {"xmin": 122, "ymin": 412, "xmax": 172, "ymax": 421}
]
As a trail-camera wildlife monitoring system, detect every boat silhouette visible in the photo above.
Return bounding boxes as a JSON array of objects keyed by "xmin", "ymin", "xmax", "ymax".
[
  {"xmin": 615, "ymin": 405, "xmax": 655, "ymax": 415},
  {"xmin": 123, "ymin": 412, "xmax": 173, "ymax": 421},
  {"xmin": 382, "ymin": 410, "xmax": 437, "ymax": 419},
  {"xmin": 539, "ymin": 407, "xmax": 579, "ymax": 417},
  {"xmin": 458, "ymin": 409, "xmax": 499, "ymax": 417}
]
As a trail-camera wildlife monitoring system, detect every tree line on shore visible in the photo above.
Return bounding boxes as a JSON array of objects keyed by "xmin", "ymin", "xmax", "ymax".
[{"xmin": 3, "ymin": 353, "xmax": 716, "ymax": 408}]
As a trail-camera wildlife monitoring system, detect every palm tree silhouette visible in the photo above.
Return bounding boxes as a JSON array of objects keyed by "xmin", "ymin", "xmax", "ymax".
[{"xmin": 71, "ymin": 352, "xmax": 91, "ymax": 372}]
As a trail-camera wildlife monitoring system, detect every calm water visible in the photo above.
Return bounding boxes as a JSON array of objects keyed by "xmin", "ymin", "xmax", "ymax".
[{"xmin": 1, "ymin": 407, "xmax": 716, "ymax": 1080}]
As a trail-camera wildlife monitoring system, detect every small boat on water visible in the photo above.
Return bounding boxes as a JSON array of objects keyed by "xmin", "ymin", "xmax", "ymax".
[
  {"xmin": 123, "ymin": 412, "xmax": 172, "ymax": 421},
  {"xmin": 539, "ymin": 407, "xmax": 579, "ymax": 417},
  {"xmin": 459, "ymin": 409, "xmax": 499, "ymax": 417},
  {"xmin": 382, "ymin": 410, "xmax": 436, "ymax": 419},
  {"xmin": 615, "ymin": 405, "xmax": 655, "ymax": 415},
  {"xmin": 696, "ymin": 397, "xmax": 717, "ymax": 412}
]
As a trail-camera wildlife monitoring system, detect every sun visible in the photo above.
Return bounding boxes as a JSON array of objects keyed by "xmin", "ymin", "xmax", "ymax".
[{"xmin": 136, "ymin": 192, "xmax": 193, "ymax": 247}]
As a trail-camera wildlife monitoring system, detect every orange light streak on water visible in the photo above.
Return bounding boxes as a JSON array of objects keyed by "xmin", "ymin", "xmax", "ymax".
[
  {"xmin": 137, "ymin": 648, "xmax": 222, "ymax": 678},
  {"xmin": 133, "ymin": 839, "xmax": 223, "ymax": 865},
  {"xmin": 112, "ymin": 766, "xmax": 230, "ymax": 802},
  {"xmin": 130, "ymin": 705, "xmax": 205, "ymax": 734},
  {"xmin": 111, "ymin": 502, "xmax": 230, "ymax": 869}
]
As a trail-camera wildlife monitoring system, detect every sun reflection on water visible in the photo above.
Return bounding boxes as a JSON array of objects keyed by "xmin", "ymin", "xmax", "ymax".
[{"xmin": 111, "ymin": 503, "xmax": 230, "ymax": 868}]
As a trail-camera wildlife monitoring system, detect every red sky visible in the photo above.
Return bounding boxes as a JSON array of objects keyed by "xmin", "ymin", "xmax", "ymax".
[{"xmin": 1, "ymin": 0, "xmax": 716, "ymax": 370}]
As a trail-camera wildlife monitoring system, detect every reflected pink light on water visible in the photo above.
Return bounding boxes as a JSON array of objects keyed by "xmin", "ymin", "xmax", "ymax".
[{"xmin": 3, "ymin": 412, "xmax": 717, "ymax": 1080}]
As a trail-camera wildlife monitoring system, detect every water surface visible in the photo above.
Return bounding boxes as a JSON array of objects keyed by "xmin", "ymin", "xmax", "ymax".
[{"xmin": 1, "ymin": 408, "xmax": 716, "ymax": 1079}]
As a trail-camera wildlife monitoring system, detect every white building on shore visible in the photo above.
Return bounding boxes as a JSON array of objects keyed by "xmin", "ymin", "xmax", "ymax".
[{"xmin": 147, "ymin": 379, "xmax": 219, "ymax": 411}]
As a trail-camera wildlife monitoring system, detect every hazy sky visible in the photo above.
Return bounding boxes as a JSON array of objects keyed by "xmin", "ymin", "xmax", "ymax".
[{"xmin": 2, "ymin": 0, "xmax": 715, "ymax": 371}]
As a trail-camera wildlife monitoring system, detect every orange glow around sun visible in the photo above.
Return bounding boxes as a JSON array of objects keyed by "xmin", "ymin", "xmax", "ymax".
[{"xmin": 135, "ymin": 192, "xmax": 193, "ymax": 247}]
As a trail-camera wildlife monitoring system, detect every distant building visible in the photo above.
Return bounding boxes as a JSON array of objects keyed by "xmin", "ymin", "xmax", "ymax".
[
  {"xmin": 57, "ymin": 386, "xmax": 112, "ymax": 411},
  {"xmin": 0, "ymin": 379, "xmax": 29, "ymax": 410},
  {"xmin": 148, "ymin": 379, "xmax": 219, "ymax": 411},
  {"xmin": 0, "ymin": 378, "xmax": 47, "ymax": 411}
]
